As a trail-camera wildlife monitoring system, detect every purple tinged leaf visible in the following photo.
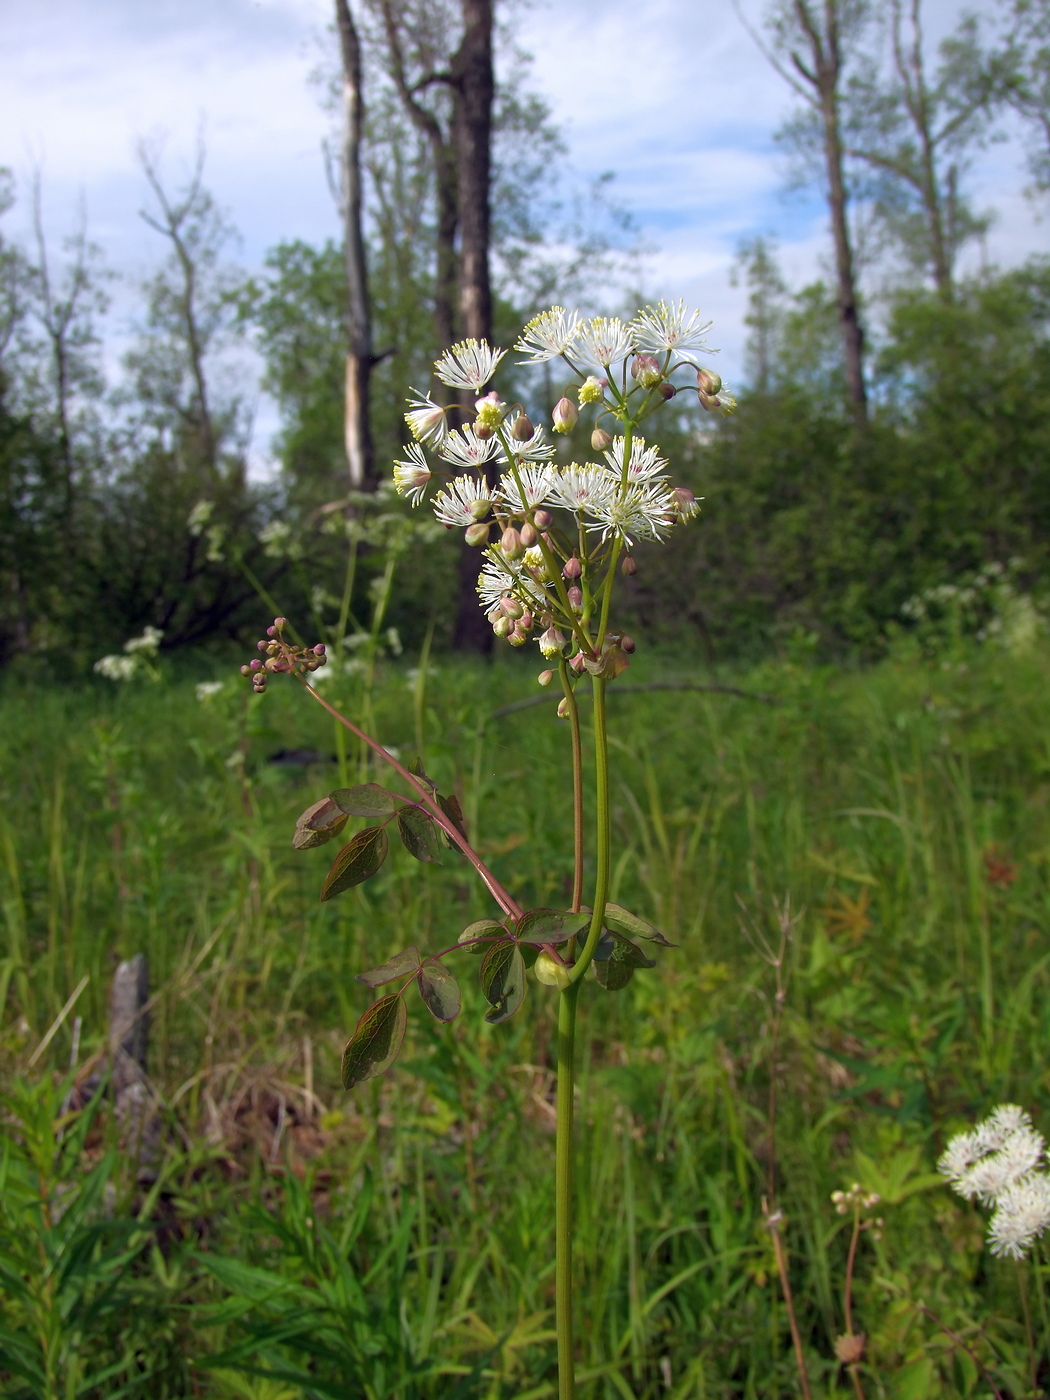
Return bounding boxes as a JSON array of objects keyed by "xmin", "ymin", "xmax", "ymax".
[
  {"xmin": 515, "ymin": 908, "xmax": 591, "ymax": 945},
  {"xmin": 417, "ymin": 960, "xmax": 462, "ymax": 1021},
  {"xmin": 480, "ymin": 941, "xmax": 526, "ymax": 1024},
  {"xmin": 436, "ymin": 792, "xmax": 468, "ymax": 843},
  {"xmin": 357, "ymin": 946, "xmax": 421, "ymax": 988},
  {"xmin": 593, "ymin": 934, "xmax": 656, "ymax": 991},
  {"xmin": 330, "ymin": 784, "xmax": 401, "ymax": 817},
  {"xmin": 341, "ymin": 994, "xmax": 407, "ymax": 1089},
  {"xmin": 603, "ymin": 902, "xmax": 677, "ymax": 947},
  {"xmin": 320, "ymin": 826, "xmax": 389, "ymax": 901},
  {"xmin": 458, "ymin": 919, "xmax": 506, "ymax": 954},
  {"xmin": 396, "ymin": 806, "xmax": 443, "ymax": 864},
  {"xmin": 292, "ymin": 797, "xmax": 349, "ymax": 850}
]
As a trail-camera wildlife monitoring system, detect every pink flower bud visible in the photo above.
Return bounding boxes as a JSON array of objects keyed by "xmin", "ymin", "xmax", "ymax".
[
  {"xmin": 501, "ymin": 526, "xmax": 525, "ymax": 560},
  {"xmin": 591, "ymin": 427, "xmax": 612, "ymax": 451},
  {"xmin": 493, "ymin": 615, "xmax": 513, "ymax": 638},
  {"xmin": 567, "ymin": 585, "xmax": 583, "ymax": 610},
  {"xmin": 240, "ymin": 664, "xmax": 251, "ymax": 676},
  {"xmin": 533, "ymin": 509, "xmax": 552, "ymax": 529},
  {"xmin": 464, "ymin": 521, "xmax": 490, "ymax": 546},
  {"xmin": 538, "ymin": 669, "xmax": 554, "ymax": 686},
  {"xmin": 519, "ymin": 610, "xmax": 533, "ymax": 630},
  {"xmin": 520, "ymin": 521, "xmax": 538, "ymax": 548},
  {"xmin": 696, "ymin": 369, "xmax": 722, "ymax": 397},
  {"xmin": 509, "ymin": 624, "xmax": 529, "ymax": 646},
  {"xmin": 500, "ymin": 595, "xmax": 524, "ymax": 619},
  {"xmin": 621, "ymin": 635, "xmax": 636, "ymax": 654},
  {"xmin": 552, "ymin": 397, "xmax": 578, "ymax": 434},
  {"xmin": 257, "ymin": 640, "xmax": 268, "ymax": 651},
  {"xmin": 562, "ymin": 555, "xmax": 582, "ymax": 580},
  {"xmin": 266, "ymin": 625, "xmax": 276, "ymax": 637},
  {"xmin": 313, "ymin": 643, "xmax": 326, "ymax": 655},
  {"xmin": 658, "ymin": 382, "xmax": 676, "ymax": 400},
  {"xmin": 511, "ymin": 413, "xmax": 534, "ymax": 441},
  {"xmin": 557, "ymin": 697, "xmax": 571, "ymax": 719},
  {"xmin": 250, "ymin": 659, "xmax": 263, "ymax": 671},
  {"xmin": 631, "ymin": 353, "xmax": 662, "ymax": 387},
  {"xmin": 539, "ymin": 625, "xmax": 568, "ymax": 658},
  {"xmin": 474, "ymin": 421, "xmax": 494, "ymax": 439},
  {"xmin": 570, "ymin": 651, "xmax": 587, "ymax": 674},
  {"xmin": 621, "ymin": 555, "xmax": 638, "ymax": 577}
]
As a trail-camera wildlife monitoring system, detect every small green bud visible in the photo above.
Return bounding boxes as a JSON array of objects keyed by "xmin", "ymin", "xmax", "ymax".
[
  {"xmin": 493, "ymin": 615, "xmax": 513, "ymax": 638},
  {"xmin": 520, "ymin": 521, "xmax": 538, "ymax": 547},
  {"xmin": 534, "ymin": 951, "xmax": 573, "ymax": 989},
  {"xmin": 501, "ymin": 526, "xmax": 525, "ymax": 560},
  {"xmin": 465, "ymin": 521, "xmax": 491, "ymax": 546}
]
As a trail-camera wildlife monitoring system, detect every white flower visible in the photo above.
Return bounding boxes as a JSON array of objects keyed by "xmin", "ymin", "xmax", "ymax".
[
  {"xmin": 124, "ymin": 626, "xmax": 163, "ymax": 655},
  {"xmin": 196, "ymin": 681, "xmax": 224, "ymax": 701},
  {"xmin": 94, "ymin": 654, "xmax": 137, "ymax": 682},
  {"xmin": 585, "ymin": 482, "xmax": 677, "ymax": 545},
  {"xmin": 404, "ymin": 391, "xmax": 448, "ymax": 446},
  {"xmin": 515, "ymin": 306, "xmax": 583, "ymax": 363},
  {"xmin": 431, "ymin": 475, "xmax": 493, "ymax": 528},
  {"xmin": 259, "ymin": 519, "xmax": 296, "ymax": 557},
  {"xmin": 498, "ymin": 465, "xmax": 556, "ymax": 513},
  {"xmin": 477, "ymin": 554, "xmax": 548, "ymax": 614},
  {"xmin": 989, "ymin": 1177, "xmax": 1050, "ymax": 1258},
  {"xmin": 433, "ymin": 339, "xmax": 505, "ymax": 392},
  {"xmin": 438, "ymin": 427, "xmax": 501, "ymax": 471},
  {"xmin": 549, "ymin": 464, "xmax": 618, "ymax": 515},
  {"xmin": 508, "ymin": 426, "xmax": 556, "ymax": 463},
  {"xmin": 631, "ymin": 299, "xmax": 713, "ymax": 363},
  {"xmin": 577, "ymin": 317, "xmax": 635, "ymax": 369},
  {"xmin": 187, "ymin": 499, "xmax": 213, "ymax": 535},
  {"xmin": 603, "ymin": 436, "xmax": 669, "ymax": 484},
  {"xmin": 393, "ymin": 442, "xmax": 433, "ymax": 505},
  {"xmin": 578, "ymin": 375, "xmax": 606, "ymax": 405}
]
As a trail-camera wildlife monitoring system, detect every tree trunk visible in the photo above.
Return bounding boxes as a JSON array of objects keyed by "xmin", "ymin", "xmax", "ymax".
[
  {"xmin": 450, "ymin": 0, "xmax": 497, "ymax": 651},
  {"xmin": 335, "ymin": 0, "xmax": 376, "ymax": 488}
]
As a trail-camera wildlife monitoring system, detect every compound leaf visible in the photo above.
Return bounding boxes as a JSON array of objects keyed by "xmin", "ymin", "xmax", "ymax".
[
  {"xmin": 341, "ymin": 994, "xmax": 407, "ymax": 1089},
  {"xmin": 330, "ymin": 784, "xmax": 401, "ymax": 817},
  {"xmin": 396, "ymin": 806, "xmax": 443, "ymax": 864},
  {"xmin": 321, "ymin": 826, "xmax": 389, "ymax": 901},
  {"xmin": 357, "ymin": 946, "xmax": 421, "ymax": 988},
  {"xmin": 418, "ymin": 961, "xmax": 462, "ymax": 1021},
  {"xmin": 516, "ymin": 908, "xmax": 591, "ymax": 946},
  {"xmin": 481, "ymin": 942, "xmax": 526, "ymax": 1024}
]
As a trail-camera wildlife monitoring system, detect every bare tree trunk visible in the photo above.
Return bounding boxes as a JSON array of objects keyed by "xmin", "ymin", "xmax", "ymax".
[
  {"xmin": 450, "ymin": 0, "xmax": 496, "ymax": 651},
  {"xmin": 335, "ymin": 0, "xmax": 377, "ymax": 489},
  {"xmin": 793, "ymin": 0, "xmax": 868, "ymax": 427}
]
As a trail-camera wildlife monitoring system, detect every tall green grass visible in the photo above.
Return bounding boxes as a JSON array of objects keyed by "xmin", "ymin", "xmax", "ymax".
[{"xmin": 2, "ymin": 642, "xmax": 1049, "ymax": 1396}]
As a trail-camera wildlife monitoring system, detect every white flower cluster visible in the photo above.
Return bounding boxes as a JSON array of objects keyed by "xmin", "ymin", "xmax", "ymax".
[
  {"xmin": 94, "ymin": 627, "xmax": 164, "ymax": 682},
  {"xmin": 939, "ymin": 1104, "xmax": 1050, "ymax": 1258},
  {"xmin": 517, "ymin": 301, "xmax": 716, "ymax": 372}
]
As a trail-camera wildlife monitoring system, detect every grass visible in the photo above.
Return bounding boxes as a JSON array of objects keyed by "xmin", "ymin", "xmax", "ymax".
[{"xmin": 2, "ymin": 637, "xmax": 1050, "ymax": 1397}]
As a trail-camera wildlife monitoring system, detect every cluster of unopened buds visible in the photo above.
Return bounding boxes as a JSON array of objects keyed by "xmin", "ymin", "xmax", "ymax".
[
  {"xmin": 831, "ymin": 1182, "xmax": 884, "ymax": 1239},
  {"xmin": 240, "ymin": 617, "xmax": 327, "ymax": 694}
]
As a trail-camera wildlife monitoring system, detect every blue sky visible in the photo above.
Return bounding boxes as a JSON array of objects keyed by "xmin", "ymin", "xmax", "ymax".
[{"xmin": 2, "ymin": 0, "xmax": 1044, "ymax": 462}]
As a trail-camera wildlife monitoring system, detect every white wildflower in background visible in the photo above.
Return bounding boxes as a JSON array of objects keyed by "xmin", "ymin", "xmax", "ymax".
[
  {"xmin": 631, "ymin": 299, "xmax": 713, "ymax": 363},
  {"xmin": 94, "ymin": 654, "xmax": 138, "ymax": 682},
  {"xmin": 433, "ymin": 339, "xmax": 505, "ymax": 392},
  {"xmin": 195, "ymin": 681, "xmax": 224, "ymax": 701},
  {"xmin": 939, "ymin": 1104, "xmax": 1050, "ymax": 1258},
  {"xmin": 187, "ymin": 499, "xmax": 213, "ymax": 535},
  {"xmin": 124, "ymin": 626, "xmax": 163, "ymax": 655},
  {"xmin": 515, "ymin": 307, "xmax": 582, "ymax": 363}
]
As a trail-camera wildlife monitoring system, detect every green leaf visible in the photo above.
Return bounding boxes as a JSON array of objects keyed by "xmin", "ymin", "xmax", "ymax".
[
  {"xmin": 292, "ymin": 797, "xmax": 349, "ymax": 850},
  {"xmin": 480, "ymin": 942, "xmax": 526, "ymax": 1023},
  {"xmin": 458, "ymin": 919, "xmax": 505, "ymax": 954},
  {"xmin": 408, "ymin": 756, "xmax": 437, "ymax": 791},
  {"xmin": 357, "ymin": 946, "xmax": 421, "ymax": 988},
  {"xmin": 341, "ymin": 994, "xmax": 407, "ymax": 1089},
  {"xmin": 418, "ymin": 960, "xmax": 462, "ymax": 1021},
  {"xmin": 396, "ymin": 805, "xmax": 443, "ymax": 863},
  {"xmin": 603, "ymin": 902, "xmax": 677, "ymax": 947},
  {"xmin": 516, "ymin": 908, "xmax": 592, "ymax": 945},
  {"xmin": 330, "ymin": 783, "xmax": 401, "ymax": 817},
  {"xmin": 320, "ymin": 826, "xmax": 389, "ymax": 901},
  {"xmin": 593, "ymin": 935, "xmax": 656, "ymax": 991},
  {"xmin": 437, "ymin": 791, "xmax": 467, "ymax": 842}
]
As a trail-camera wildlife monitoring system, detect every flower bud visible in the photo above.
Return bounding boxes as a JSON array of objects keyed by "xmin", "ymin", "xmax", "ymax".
[
  {"xmin": 266, "ymin": 625, "xmax": 276, "ymax": 637},
  {"xmin": 509, "ymin": 625, "xmax": 529, "ymax": 646},
  {"xmin": 591, "ymin": 427, "xmax": 612, "ymax": 451},
  {"xmin": 698, "ymin": 391, "xmax": 718, "ymax": 413},
  {"xmin": 567, "ymin": 585, "xmax": 583, "ymax": 610},
  {"xmin": 474, "ymin": 421, "xmax": 494, "ymax": 439},
  {"xmin": 552, "ymin": 397, "xmax": 578, "ymax": 434},
  {"xmin": 511, "ymin": 413, "xmax": 534, "ymax": 441},
  {"xmin": 313, "ymin": 643, "xmax": 326, "ymax": 655},
  {"xmin": 240, "ymin": 664, "xmax": 251, "ymax": 676},
  {"xmin": 538, "ymin": 669, "xmax": 554, "ymax": 686},
  {"xmin": 274, "ymin": 617, "xmax": 287, "ymax": 629},
  {"xmin": 500, "ymin": 595, "xmax": 524, "ymax": 619},
  {"xmin": 464, "ymin": 521, "xmax": 490, "ymax": 547},
  {"xmin": 501, "ymin": 526, "xmax": 525, "ymax": 560},
  {"xmin": 696, "ymin": 369, "xmax": 722, "ymax": 397},
  {"xmin": 493, "ymin": 615, "xmax": 513, "ymax": 639},
  {"xmin": 534, "ymin": 509, "xmax": 552, "ymax": 529},
  {"xmin": 520, "ymin": 521, "xmax": 538, "ymax": 548},
  {"xmin": 539, "ymin": 625, "xmax": 568, "ymax": 658},
  {"xmin": 257, "ymin": 640, "xmax": 268, "ymax": 651},
  {"xmin": 562, "ymin": 555, "xmax": 582, "ymax": 580},
  {"xmin": 249, "ymin": 658, "xmax": 263, "ymax": 671},
  {"xmin": 557, "ymin": 697, "xmax": 571, "ymax": 719},
  {"xmin": 621, "ymin": 635, "xmax": 636, "ymax": 654},
  {"xmin": 519, "ymin": 610, "xmax": 533, "ymax": 630},
  {"xmin": 658, "ymin": 381, "xmax": 676, "ymax": 400},
  {"xmin": 570, "ymin": 651, "xmax": 587, "ymax": 674},
  {"xmin": 469, "ymin": 499, "xmax": 490, "ymax": 522},
  {"xmin": 534, "ymin": 951, "xmax": 573, "ymax": 989},
  {"xmin": 621, "ymin": 554, "xmax": 637, "ymax": 577},
  {"xmin": 631, "ymin": 353, "xmax": 663, "ymax": 388}
]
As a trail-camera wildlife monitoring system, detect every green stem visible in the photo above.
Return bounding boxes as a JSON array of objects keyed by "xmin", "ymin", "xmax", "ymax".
[
  {"xmin": 559, "ymin": 659, "xmax": 585, "ymax": 915},
  {"xmin": 555, "ymin": 980, "xmax": 579, "ymax": 1400},
  {"xmin": 571, "ymin": 675, "xmax": 611, "ymax": 983}
]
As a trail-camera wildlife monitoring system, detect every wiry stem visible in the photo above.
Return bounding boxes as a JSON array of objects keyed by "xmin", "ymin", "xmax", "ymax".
[
  {"xmin": 555, "ymin": 981, "xmax": 579, "ymax": 1400},
  {"xmin": 559, "ymin": 658, "xmax": 585, "ymax": 915}
]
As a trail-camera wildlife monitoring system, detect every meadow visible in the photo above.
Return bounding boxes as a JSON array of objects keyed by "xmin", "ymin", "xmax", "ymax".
[{"xmin": 2, "ymin": 634, "xmax": 1050, "ymax": 1398}]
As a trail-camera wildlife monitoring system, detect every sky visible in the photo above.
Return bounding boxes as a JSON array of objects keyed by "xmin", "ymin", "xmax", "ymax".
[{"xmin": 2, "ymin": 0, "xmax": 1045, "ymax": 464}]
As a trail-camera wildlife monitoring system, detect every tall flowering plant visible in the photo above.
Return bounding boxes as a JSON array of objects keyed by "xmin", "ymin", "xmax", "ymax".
[{"xmin": 242, "ymin": 301, "xmax": 734, "ymax": 1399}]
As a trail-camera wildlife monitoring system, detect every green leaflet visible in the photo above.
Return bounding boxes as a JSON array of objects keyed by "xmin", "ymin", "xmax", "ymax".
[
  {"xmin": 480, "ymin": 941, "xmax": 526, "ymax": 1023},
  {"xmin": 341, "ymin": 994, "xmax": 407, "ymax": 1089},
  {"xmin": 320, "ymin": 826, "xmax": 389, "ymax": 901}
]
